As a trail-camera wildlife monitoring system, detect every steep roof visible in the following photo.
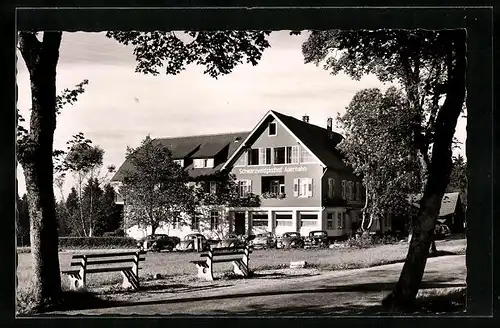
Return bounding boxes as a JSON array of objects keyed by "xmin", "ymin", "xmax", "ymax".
[
  {"xmin": 111, "ymin": 131, "xmax": 250, "ymax": 182},
  {"xmin": 271, "ymin": 111, "xmax": 348, "ymax": 170},
  {"xmin": 409, "ymin": 192, "xmax": 461, "ymax": 217}
]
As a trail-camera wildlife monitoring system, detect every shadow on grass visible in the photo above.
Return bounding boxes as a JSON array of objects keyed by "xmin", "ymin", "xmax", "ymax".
[
  {"xmin": 79, "ymin": 277, "xmax": 465, "ymax": 311},
  {"xmin": 18, "ymin": 290, "xmax": 121, "ymax": 316},
  {"xmin": 139, "ymin": 282, "xmax": 228, "ymax": 294},
  {"xmin": 164, "ymin": 288, "xmax": 466, "ymax": 316},
  {"xmin": 250, "ymin": 272, "xmax": 320, "ymax": 280}
]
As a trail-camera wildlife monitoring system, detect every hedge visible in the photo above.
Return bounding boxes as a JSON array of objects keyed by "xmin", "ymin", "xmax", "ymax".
[{"xmin": 58, "ymin": 237, "xmax": 138, "ymax": 249}]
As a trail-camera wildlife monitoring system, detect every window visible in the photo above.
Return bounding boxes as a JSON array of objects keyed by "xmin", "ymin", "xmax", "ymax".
[
  {"xmin": 210, "ymin": 211, "xmax": 219, "ymax": 230},
  {"xmin": 327, "ymin": 213, "xmax": 335, "ymax": 229},
  {"xmin": 262, "ymin": 176, "xmax": 284, "ymax": 195},
  {"xmin": 247, "ymin": 149, "xmax": 260, "ymax": 166},
  {"xmin": 194, "ymin": 158, "xmax": 214, "ymax": 168},
  {"xmin": 269, "ymin": 122, "xmax": 277, "ymax": 136},
  {"xmin": 341, "ymin": 180, "xmax": 346, "ymax": 199},
  {"xmin": 174, "ymin": 159, "xmax": 184, "ymax": 167},
  {"xmin": 172, "ymin": 216, "xmax": 180, "ymax": 229},
  {"xmin": 209, "ymin": 181, "xmax": 217, "ymax": 194},
  {"xmin": 252, "ymin": 219, "xmax": 268, "ymax": 227},
  {"xmin": 270, "ymin": 180, "xmax": 280, "ymax": 194},
  {"xmin": 276, "ymin": 219, "xmax": 293, "ymax": 227},
  {"xmin": 274, "ymin": 147, "xmax": 286, "ymax": 164},
  {"xmin": 235, "ymin": 151, "xmax": 247, "ymax": 166},
  {"xmin": 237, "ymin": 180, "xmax": 252, "ymax": 197},
  {"xmin": 260, "ymin": 148, "xmax": 272, "ymax": 165},
  {"xmin": 356, "ymin": 182, "xmax": 362, "ymax": 201},
  {"xmin": 294, "ymin": 178, "xmax": 313, "ymax": 198},
  {"xmin": 328, "ymin": 178, "xmax": 335, "ymax": 199},
  {"xmin": 300, "ymin": 214, "xmax": 317, "ymax": 227},
  {"xmin": 279, "ymin": 184, "xmax": 285, "ymax": 194},
  {"xmin": 191, "ymin": 216, "xmax": 200, "ymax": 230},
  {"xmin": 286, "ymin": 146, "xmax": 292, "ymax": 163},
  {"xmin": 300, "ymin": 146, "xmax": 315, "ymax": 163},
  {"xmin": 289, "ymin": 145, "xmax": 299, "ymax": 164},
  {"xmin": 337, "ymin": 212, "xmax": 344, "ymax": 229}
]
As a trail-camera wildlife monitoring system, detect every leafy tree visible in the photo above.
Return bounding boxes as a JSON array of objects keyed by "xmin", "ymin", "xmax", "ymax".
[
  {"xmin": 16, "ymin": 194, "xmax": 31, "ymax": 246},
  {"xmin": 337, "ymin": 87, "xmax": 423, "ymax": 232},
  {"xmin": 194, "ymin": 171, "xmax": 261, "ymax": 239},
  {"xmin": 302, "ymin": 29, "xmax": 466, "ymax": 310},
  {"xmin": 446, "ymin": 154, "xmax": 467, "ymax": 207},
  {"xmin": 17, "ymin": 29, "xmax": 270, "ymax": 311},
  {"xmin": 96, "ymin": 183, "xmax": 124, "ymax": 235},
  {"xmin": 16, "ymin": 30, "xmax": 89, "ymax": 309},
  {"xmin": 120, "ymin": 136, "xmax": 196, "ymax": 235}
]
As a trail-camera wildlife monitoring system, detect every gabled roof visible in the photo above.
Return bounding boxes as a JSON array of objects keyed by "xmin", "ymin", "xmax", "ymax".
[
  {"xmin": 409, "ymin": 192, "xmax": 461, "ymax": 217},
  {"xmin": 190, "ymin": 141, "xmax": 228, "ymax": 158},
  {"xmin": 223, "ymin": 110, "xmax": 349, "ymax": 171},
  {"xmin": 111, "ymin": 131, "xmax": 250, "ymax": 182}
]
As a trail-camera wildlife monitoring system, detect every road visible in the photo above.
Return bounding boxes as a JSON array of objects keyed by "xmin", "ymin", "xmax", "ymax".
[{"xmin": 49, "ymin": 255, "xmax": 465, "ymax": 316}]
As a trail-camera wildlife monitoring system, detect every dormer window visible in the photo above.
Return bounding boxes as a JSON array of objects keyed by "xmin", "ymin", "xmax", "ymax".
[
  {"xmin": 193, "ymin": 158, "xmax": 214, "ymax": 168},
  {"xmin": 268, "ymin": 122, "xmax": 277, "ymax": 136}
]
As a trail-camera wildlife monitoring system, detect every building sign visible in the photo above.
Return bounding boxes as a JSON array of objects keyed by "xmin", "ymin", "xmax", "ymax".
[{"xmin": 238, "ymin": 166, "xmax": 308, "ymax": 175}]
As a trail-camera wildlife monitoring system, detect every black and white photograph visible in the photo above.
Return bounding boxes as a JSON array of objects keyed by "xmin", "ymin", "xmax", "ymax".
[{"xmin": 12, "ymin": 6, "xmax": 493, "ymax": 318}]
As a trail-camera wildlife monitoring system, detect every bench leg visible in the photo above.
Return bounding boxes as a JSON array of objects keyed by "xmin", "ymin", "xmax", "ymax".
[
  {"xmin": 195, "ymin": 263, "xmax": 214, "ymax": 281},
  {"xmin": 121, "ymin": 268, "xmax": 140, "ymax": 290},
  {"xmin": 232, "ymin": 260, "xmax": 249, "ymax": 277},
  {"xmin": 66, "ymin": 273, "xmax": 85, "ymax": 291}
]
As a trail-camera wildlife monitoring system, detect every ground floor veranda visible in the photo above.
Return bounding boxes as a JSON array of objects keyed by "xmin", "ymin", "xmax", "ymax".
[{"xmin": 124, "ymin": 205, "xmax": 392, "ymax": 240}]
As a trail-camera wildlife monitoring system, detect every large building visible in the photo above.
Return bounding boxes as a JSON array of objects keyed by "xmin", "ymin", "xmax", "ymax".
[{"xmin": 111, "ymin": 110, "xmax": 375, "ymax": 240}]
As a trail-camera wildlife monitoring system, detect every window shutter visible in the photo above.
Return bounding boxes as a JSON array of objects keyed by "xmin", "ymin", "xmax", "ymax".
[
  {"xmin": 293, "ymin": 179, "xmax": 299, "ymax": 197},
  {"xmin": 248, "ymin": 179, "xmax": 252, "ymax": 194},
  {"xmin": 341, "ymin": 180, "xmax": 346, "ymax": 199},
  {"xmin": 308, "ymin": 178, "xmax": 313, "ymax": 197}
]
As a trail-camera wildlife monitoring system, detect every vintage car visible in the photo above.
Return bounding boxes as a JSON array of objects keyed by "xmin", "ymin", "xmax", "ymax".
[
  {"xmin": 276, "ymin": 232, "xmax": 304, "ymax": 249},
  {"xmin": 217, "ymin": 234, "xmax": 246, "ymax": 248},
  {"xmin": 250, "ymin": 232, "xmax": 277, "ymax": 249},
  {"xmin": 138, "ymin": 234, "xmax": 180, "ymax": 252},
  {"xmin": 174, "ymin": 233, "xmax": 210, "ymax": 252},
  {"xmin": 304, "ymin": 230, "xmax": 329, "ymax": 249}
]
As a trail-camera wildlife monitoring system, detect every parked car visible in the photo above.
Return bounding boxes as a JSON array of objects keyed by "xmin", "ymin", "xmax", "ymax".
[
  {"xmin": 304, "ymin": 230, "xmax": 329, "ymax": 249},
  {"xmin": 434, "ymin": 224, "xmax": 452, "ymax": 240},
  {"xmin": 138, "ymin": 234, "xmax": 180, "ymax": 252},
  {"xmin": 250, "ymin": 232, "xmax": 277, "ymax": 249},
  {"xmin": 217, "ymin": 234, "xmax": 246, "ymax": 248},
  {"xmin": 276, "ymin": 232, "xmax": 304, "ymax": 249},
  {"xmin": 174, "ymin": 233, "xmax": 209, "ymax": 252}
]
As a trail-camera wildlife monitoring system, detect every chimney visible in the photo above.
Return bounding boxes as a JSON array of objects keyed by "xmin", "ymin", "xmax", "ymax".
[
  {"xmin": 327, "ymin": 117, "xmax": 333, "ymax": 140},
  {"xmin": 302, "ymin": 114, "xmax": 309, "ymax": 123}
]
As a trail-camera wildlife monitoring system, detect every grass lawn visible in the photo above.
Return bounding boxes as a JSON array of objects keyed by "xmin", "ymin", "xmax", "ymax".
[{"xmin": 17, "ymin": 238, "xmax": 466, "ymax": 292}]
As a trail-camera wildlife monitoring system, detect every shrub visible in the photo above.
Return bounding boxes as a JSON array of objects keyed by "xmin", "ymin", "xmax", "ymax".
[
  {"xmin": 58, "ymin": 236, "xmax": 138, "ymax": 249},
  {"xmin": 102, "ymin": 229, "xmax": 126, "ymax": 237}
]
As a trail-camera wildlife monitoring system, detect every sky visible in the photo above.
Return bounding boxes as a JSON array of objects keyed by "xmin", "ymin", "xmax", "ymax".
[{"xmin": 16, "ymin": 31, "xmax": 467, "ymax": 199}]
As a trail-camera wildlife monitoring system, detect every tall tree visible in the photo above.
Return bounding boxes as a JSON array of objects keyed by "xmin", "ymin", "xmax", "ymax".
[
  {"xmin": 302, "ymin": 29, "xmax": 466, "ymax": 309},
  {"xmin": 337, "ymin": 87, "xmax": 423, "ymax": 233},
  {"xmin": 446, "ymin": 154, "xmax": 467, "ymax": 207},
  {"xmin": 16, "ymin": 194, "xmax": 31, "ymax": 246},
  {"xmin": 17, "ymin": 29, "xmax": 270, "ymax": 311},
  {"xmin": 120, "ymin": 136, "xmax": 196, "ymax": 235},
  {"xmin": 16, "ymin": 30, "xmax": 90, "ymax": 309}
]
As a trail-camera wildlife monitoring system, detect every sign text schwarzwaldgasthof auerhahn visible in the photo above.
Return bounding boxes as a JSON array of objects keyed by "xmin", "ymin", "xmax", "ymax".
[{"xmin": 238, "ymin": 166, "xmax": 308, "ymax": 175}]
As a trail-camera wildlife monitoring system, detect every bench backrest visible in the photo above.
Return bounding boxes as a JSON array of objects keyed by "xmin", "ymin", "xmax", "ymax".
[
  {"xmin": 200, "ymin": 245, "xmax": 252, "ymax": 260},
  {"xmin": 70, "ymin": 251, "xmax": 146, "ymax": 269}
]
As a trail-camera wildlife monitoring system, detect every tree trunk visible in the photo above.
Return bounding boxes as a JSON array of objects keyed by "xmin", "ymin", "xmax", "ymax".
[
  {"xmin": 382, "ymin": 30, "xmax": 466, "ymax": 311},
  {"xmin": 18, "ymin": 31, "xmax": 63, "ymax": 311}
]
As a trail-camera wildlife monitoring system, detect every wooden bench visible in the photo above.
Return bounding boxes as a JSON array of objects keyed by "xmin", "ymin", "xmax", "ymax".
[
  {"xmin": 190, "ymin": 244, "xmax": 252, "ymax": 281},
  {"xmin": 61, "ymin": 250, "xmax": 146, "ymax": 291}
]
